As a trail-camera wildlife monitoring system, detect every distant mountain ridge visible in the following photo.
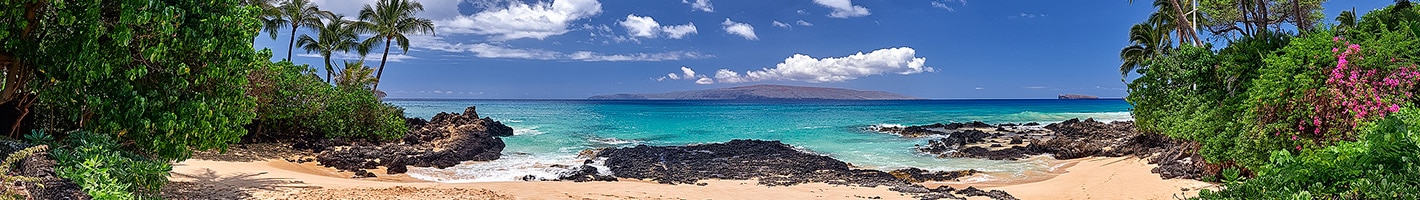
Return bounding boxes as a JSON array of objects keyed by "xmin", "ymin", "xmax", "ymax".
[{"xmin": 589, "ymin": 85, "xmax": 920, "ymax": 100}]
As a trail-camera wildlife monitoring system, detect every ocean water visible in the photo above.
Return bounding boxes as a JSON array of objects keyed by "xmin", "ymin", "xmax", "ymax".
[{"xmin": 388, "ymin": 99, "xmax": 1133, "ymax": 182}]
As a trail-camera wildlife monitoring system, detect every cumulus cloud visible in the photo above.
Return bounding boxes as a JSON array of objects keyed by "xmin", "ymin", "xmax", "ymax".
[
  {"xmin": 721, "ymin": 18, "xmax": 758, "ymax": 40},
  {"xmin": 682, "ymin": 0, "xmax": 714, "ymax": 12},
  {"xmin": 436, "ymin": 0, "xmax": 603, "ymax": 40},
  {"xmin": 813, "ymin": 0, "xmax": 870, "ymax": 18},
  {"xmin": 659, "ymin": 66, "xmax": 712, "ymax": 82},
  {"xmin": 619, "ymin": 14, "xmax": 698, "ymax": 39},
  {"xmin": 695, "ymin": 77, "xmax": 715, "ymax": 84},
  {"xmin": 772, "ymin": 20, "xmax": 791, "ymax": 29},
  {"xmin": 673, "ymin": 47, "xmax": 930, "ymax": 84}
]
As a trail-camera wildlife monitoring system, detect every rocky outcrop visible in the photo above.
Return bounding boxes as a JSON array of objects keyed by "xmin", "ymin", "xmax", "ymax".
[
  {"xmin": 315, "ymin": 106, "xmax": 509, "ymax": 177},
  {"xmin": 892, "ymin": 118, "xmax": 1206, "ymax": 180},
  {"xmin": 590, "ymin": 140, "xmax": 1011, "ymax": 200}
]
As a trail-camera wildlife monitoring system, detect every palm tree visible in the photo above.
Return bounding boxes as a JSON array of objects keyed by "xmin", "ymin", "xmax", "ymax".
[
  {"xmin": 275, "ymin": 0, "xmax": 333, "ymax": 61},
  {"xmin": 335, "ymin": 60, "xmax": 380, "ymax": 90},
  {"xmin": 243, "ymin": 0, "xmax": 284, "ymax": 42},
  {"xmin": 355, "ymin": 0, "xmax": 435, "ymax": 91},
  {"xmin": 1119, "ymin": 14, "xmax": 1174, "ymax": 79},
  {"xmin": 297, "ymin": 16, "xmax": 362, "ymax": 83}
]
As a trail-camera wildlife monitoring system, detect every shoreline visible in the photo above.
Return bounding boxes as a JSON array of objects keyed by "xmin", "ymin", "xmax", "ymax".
[{"xmin": 163, "ymin": 155, "xmax": 1212, "ymax": 199}]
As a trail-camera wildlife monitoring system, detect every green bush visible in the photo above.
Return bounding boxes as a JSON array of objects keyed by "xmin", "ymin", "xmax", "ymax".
[
  {"xmin": 247, "ymin": 53, "xmax": 406, "ymax": 141},
  {"xmin": 7, "ymin": 0, "xmax": 262, "ymax": 162},
  {"xmin": 50, "ymin": 131, "xmax": 171, "ymax": 200},
  {"xmin": 1198, "ymin": 107, "xmax": 1420, "ymax": 199}
]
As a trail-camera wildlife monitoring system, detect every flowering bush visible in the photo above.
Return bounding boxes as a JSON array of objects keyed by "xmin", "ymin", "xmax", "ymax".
[{"xmin": 1312, "ymin": 38, "xmax": 1420, "ymax": 141}]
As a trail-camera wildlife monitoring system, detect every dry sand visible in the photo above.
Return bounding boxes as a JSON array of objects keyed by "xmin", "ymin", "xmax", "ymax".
[{"xmin": 162, "ymin": 156, "xmax": 1213, "ymax": 200}]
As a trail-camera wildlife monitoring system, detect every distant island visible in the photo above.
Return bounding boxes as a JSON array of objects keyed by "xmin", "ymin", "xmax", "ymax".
[
  {"xmin": 589, "ymin": 85, "xmax": 920, "ymax": 100},
  {"xmin": 1058, "ymin": 94, "xmax": 1100, "ymax": 99}
]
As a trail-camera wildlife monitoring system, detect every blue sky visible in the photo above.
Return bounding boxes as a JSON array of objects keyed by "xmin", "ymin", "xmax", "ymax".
[{"xmin": 255, "ymin": 0, "xmax": 1394, "ymax": 99}]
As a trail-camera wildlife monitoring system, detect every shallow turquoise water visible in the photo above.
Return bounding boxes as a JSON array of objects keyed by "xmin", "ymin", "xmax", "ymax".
[{"xmin": 389, "ymin": 99, "xmax": 1132, "ymax": 182}]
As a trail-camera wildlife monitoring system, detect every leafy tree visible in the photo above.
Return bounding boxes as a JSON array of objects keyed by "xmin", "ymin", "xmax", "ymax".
[
  {"xmin": 355, "ymin": 0, "xmax": 435, "ymax": 91},
  {"xmin": 2, "ymin": 0, "xmax": 263, "ymax": 162},
  {"xmin": 274, "ymin": 0, "xmax": 333, "ymax": 61},
  {"xmin": 1199, "ymin": 0, "xmax": 1328, "ymax": 38},
  {"xmin": 297, "ymin": 16, "xmax": 363, "ymax": 83}
]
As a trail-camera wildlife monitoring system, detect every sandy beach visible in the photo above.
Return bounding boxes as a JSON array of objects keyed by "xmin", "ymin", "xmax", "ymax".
[{"xmin": 162, "ymin": 156, "xmax": 1212, "ymax": 200}]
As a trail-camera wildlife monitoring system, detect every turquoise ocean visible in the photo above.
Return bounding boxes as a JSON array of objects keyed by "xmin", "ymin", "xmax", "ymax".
[{"xmin": 389, "ymin": 99, "xmax": 1133, "ymax": 182}]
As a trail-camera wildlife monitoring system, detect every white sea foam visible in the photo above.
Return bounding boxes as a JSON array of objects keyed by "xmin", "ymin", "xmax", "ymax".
[
  {"xmin": 512, "ymin": 126, "xmax": 543, "ymax": 135},
  {"xmin": 405, "ymin": 153, "xmax": 593, "ymax": 183},
  {"xmin": 589, "ymin": 137, "xmax": 641, "ymax": 145}
]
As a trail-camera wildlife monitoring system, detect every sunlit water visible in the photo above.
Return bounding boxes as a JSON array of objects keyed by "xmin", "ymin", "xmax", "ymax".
[{"xmin": 388, "ymin": 99, "xmax": 1132, "ymax": 182}]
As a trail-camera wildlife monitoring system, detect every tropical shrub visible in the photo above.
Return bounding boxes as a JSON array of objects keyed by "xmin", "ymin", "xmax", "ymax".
[
  {"xmin": 247, "ymin": 52, "xmax": 405, "ymax": 141},
  {"xmin": 1197, "ymin": 107, "xmax": 1420, "ymax": 199},
  {"xmin": 50, "ymin": 131, "xmax": 171, "ymax": 200}
]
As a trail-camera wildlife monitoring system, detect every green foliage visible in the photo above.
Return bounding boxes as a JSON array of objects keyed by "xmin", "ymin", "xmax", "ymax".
[
  {"xmin": 248, "ymin": 52, "xmax": 405, "ymax": 141},
  {"xmin": 315, "ymin": 87, "xmax": 407, "ymax": 140},
  {"xmin": 1128, "ymin": 36, "xmax": 1291, "ymax": 168},
  {"xmin": 1, "ymin": 145, "xmax": 46, "ymax": 200},
  {"xmin": 50, "ymin": 132, "xmax": 171, "ymax": 200},
  {"xmin": 1197, "ymin": 107, "xmax": 1420, "ymax": 199},
  {"xmin": 23, "ymin": 130, "xmax": 52, "ymax": 146},
  {"xmin": 3, "ymin": 0, "xmax": 263, "ymax": 162}
]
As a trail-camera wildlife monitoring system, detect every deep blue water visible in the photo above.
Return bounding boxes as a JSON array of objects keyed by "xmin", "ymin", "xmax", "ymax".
[{"xmin": 388, "ymin": 99, "xmax": 1132, "ymax": 182}]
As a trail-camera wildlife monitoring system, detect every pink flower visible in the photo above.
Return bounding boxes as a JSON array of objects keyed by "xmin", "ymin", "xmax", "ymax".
[
  {"xmin": 1333, "ymin": 48, "xmax": 1339, "ymax": 52},
  {"xmin": 1388, "ymin": 104, "xmax": 1401, "ymax": 113},
  {"xmin": 1292, "ymin": 135, "xmax": 1298, "ymax": 140},
  {"xmin": 1296, "ymin": 145, "xmax": 1302, "ymax": 150},
  {"xmin": 1334, "ymin": 36, "xmax": 1341, "ymax": 41}
]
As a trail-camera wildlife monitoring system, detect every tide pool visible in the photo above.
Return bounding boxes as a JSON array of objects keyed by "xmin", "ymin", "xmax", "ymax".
[{"xmin": 389, "ymin": 99, "xmax": 1132, "ymax": 182}]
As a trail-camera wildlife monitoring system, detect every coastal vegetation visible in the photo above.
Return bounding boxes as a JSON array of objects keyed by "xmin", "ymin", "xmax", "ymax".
[
  {"xmin": 1124, "ymin": 0, "xmax": 1420, "ymax": 198},
  {"xmin": 0, "ymin": 0, "xmax": 427, "ymax": 198}
]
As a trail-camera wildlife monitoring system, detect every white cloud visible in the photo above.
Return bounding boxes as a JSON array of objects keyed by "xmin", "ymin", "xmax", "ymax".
[
  {"xmin": 796, "ymin": 20, "xmax": 814, "ymax": 27},
  {"xmin": 931, "ymin": 0, "xmax": 966, "ymax": 12},
  {"xmin": 298, "ymin": 52, "xmax": 416, "ymax": 62},
  {"xmin": 708, "ymin": 47, "xmax": 932, "ymax": 84},
  {"xmin": 695, "ymin": 77, "xmax": 715, "ymax": 84},
  {"xmin": 974, "ymin": 87, "xmax": 985, "ymax": 90},
  {"xmin": 568, "ymin": 51, "xmax": 710, "ymax": 62},
  {"xmin": 620, "ymin": 14, "xmax": 661, "ymax": 38},
  {"xmin": 412, "ymin": 36, "xmax": 710, "ymax": 61},
  {"xmin": 662, "ymin": 23, "xmax": 698, "ymax": 39},
  {"xmin": 619, "ymin": 14, "xmax": 698, "ymax": 39},
  {"xmin": 797, "ymin": 9, "xmax": 809, "ymax": 15},
  {"xmin": 682, "ymin": 0, "xmax": 714, "ymax": 12},
  {"xmin": 721, "ymin": 18, "xmax": 758, "ymax": 40},
  {"xmin": 681, "ymin": 66, "xmax": 698, "ymax": 78},
  {"xmin": 436, "ymin": 0, "xmax": 603, "ymax": 40},
  {"xmin": 812, "ymin": 0, "xmax": 870, "ymax": 18},
  {"xmin": 1009, "ymin": 13, "xmax": 1047, "ymax": 19},
  {"xmin": 772, "ymin": 20, "xmax": 791, "ymax": 29}
]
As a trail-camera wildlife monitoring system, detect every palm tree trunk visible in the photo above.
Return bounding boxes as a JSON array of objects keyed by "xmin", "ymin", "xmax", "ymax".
[
  {"xmin": 286, "ymin": 26, "xmax": 297, "ymax": 61},
  {"xmin": 372, "ymin": 38, "xmax": 392, "ymax": 91},
  {"xmin": 324, "ymin": 55, "xmax": 333, "ymax": 84}
]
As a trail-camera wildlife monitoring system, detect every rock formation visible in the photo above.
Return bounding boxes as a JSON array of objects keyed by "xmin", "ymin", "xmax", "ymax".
[{"xmin": 315, "ymin": 106, "xmax": 511, "ymax": 177}]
